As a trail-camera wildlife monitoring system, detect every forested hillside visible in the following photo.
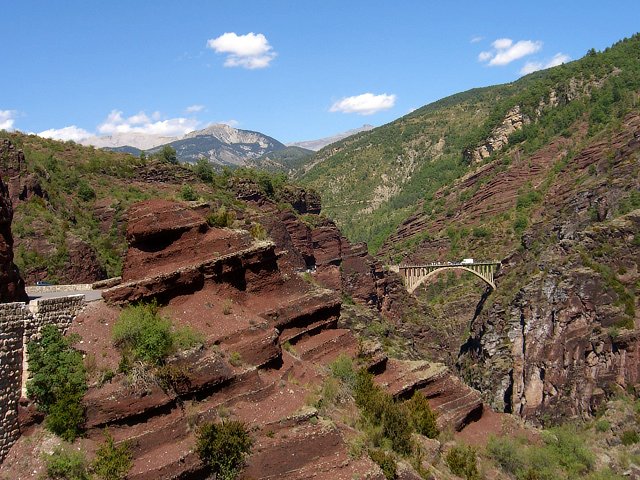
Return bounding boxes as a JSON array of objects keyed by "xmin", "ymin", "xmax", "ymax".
[{"xmin": 301, "ymin": 34, "xmax": 640, "ymax": 253}]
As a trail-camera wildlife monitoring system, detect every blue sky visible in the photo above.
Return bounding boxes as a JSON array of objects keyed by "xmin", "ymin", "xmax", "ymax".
[{"xmin": 1, "ymin": 1, "xmax": 638, "ymax": 143}]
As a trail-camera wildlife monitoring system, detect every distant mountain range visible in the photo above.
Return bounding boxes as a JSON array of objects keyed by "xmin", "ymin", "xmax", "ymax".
[
  {"xmin": 147, "ymin": 124, "xmax": 286, "ymax": 166},
  {"xmin": 80, "ymin": 133, "xmax": 178, "ymax": 150},
  {"xmin": 78, "ymin": 123, "xmax": 375, "ymax": 169},
  {"xmin": 287, "ymin": 125, "xmax": 374, "ymax": 151}
]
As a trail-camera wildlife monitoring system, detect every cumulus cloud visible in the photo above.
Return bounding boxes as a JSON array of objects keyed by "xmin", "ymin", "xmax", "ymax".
[
  {"xmin": 330, "ymin": 93, "xmax": 397, "ymax": 115},
  {"xmin": 39, "ymin": 125, "xmax": 92, "ymax": 142},
  {"xmin": 207, "ymin": 32, "xmax": 276, "ymax": 69},
  {"xmin": 520, "ymin": 52, "xmax": 571, "ymax": 75},
  {"xmin": 479, "ymin": 38, "xmax": 542, "ymax": 66},
  {"xmin": 97, "ymin": 110, "xmax": 199, "ymax": 136},
  {"xmin": 0, "ymin": 110, "xmax": 17, "ymax": 130},
  {"xmin": 185, "ymin": 104, "xmax": 205, "ymax": 113}
]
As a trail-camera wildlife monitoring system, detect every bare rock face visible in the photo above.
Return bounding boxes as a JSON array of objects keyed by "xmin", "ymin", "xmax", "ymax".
[
  {"xmin": 459, "ymin": 212, "xmax": 640, "ymax": 424},
  {"xmin": 105, "ymin": 199, "xmax": 281, "ymax": 304},
  {"xmin": 464, "ymin": 105, "xmax": 530, "ymax": 163},
  {"xmin": 0, "ymin": 139, "xmax": 47, "ymax": 203},
  {"xmin": 277, "ymin": 184, "xmax": 321, "ymax": 214},
  {"xmin": 0, "ymin": 174, "xmax": 27, "ymax": 302},
  {"xmin": 240, "ymin": 184, "xmax": 393, "ymax": 311}
]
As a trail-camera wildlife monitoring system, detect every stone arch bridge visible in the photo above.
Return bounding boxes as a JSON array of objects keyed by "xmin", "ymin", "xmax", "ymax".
[{"xmin": 390, "ymin": 261, "xmax": 501, "ymax": 293}]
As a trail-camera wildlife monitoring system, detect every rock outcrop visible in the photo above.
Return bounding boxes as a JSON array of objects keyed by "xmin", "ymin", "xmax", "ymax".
[
  {"xmin": 0, "ymin": 138, "xmax": 47, "ymax": 203},
  {"xmin": 104, "ymin": 199, "xmax": 281, "ymax": 304},
  {"xmin": 463, "ymin": 105, "xmax": 529, "ymax": 163},
  {"xmin": 0, "ymin": 173, "xmax": 27, "ymax": 302},
  {"xmin": 232, "ymin": 179, "xmax": 395, "ymax": 313},
  {"xmin": 457, "ymin": 115, "xmax": 640, "ymax": 422}
]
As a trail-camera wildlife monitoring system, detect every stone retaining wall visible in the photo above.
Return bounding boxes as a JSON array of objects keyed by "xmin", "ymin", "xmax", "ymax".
[
  {"xmin": 25, "ymin": 284, "xmax": 93, "ymax": 294},
  {"xmin": 0, "ymin": 295, "xmax": 85, "ymax": 463},
  {"xmin": 0, "ymin": 303, "xmax": 28, "ymax": 463}
]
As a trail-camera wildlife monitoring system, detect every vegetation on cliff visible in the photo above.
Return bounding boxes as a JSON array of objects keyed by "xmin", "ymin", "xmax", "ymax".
[
  {"xmin": 301, "ymin": 34, "xmax": 640, "ymax": 253},
  {"xmin": 0, "ymin": 130, "xmax": 302, "ymax": 283}
]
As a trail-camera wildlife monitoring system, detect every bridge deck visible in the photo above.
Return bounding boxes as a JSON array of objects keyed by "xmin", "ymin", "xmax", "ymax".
[{"xmin": 400, "ymin": 262, "xmax": 499, "ymax": 268}]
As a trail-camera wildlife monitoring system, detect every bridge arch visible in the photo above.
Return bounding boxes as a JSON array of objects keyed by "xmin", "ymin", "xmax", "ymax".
[{"xmin": 397, "ymin": 262, "xmax": 500, "ymax": 294}]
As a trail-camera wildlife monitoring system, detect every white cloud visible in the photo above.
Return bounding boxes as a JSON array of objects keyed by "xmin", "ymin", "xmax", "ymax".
[
  {"xmin": 39, "ymin": 125, "xmax": 92, "ymax": 142},
  {"xmin": 492, "ymin": 38, "xmax": 513, "ymax": 50},
  {"xmin": 207, "ymin": 32, "xmax": 276, "ymax": 69},
  {"xmin": 219, "ymin": 119, "xmax": 239, "ymax": 127},
  {"xmin": 479, "ymin": 38, "xmax": 543, "ymax": 66},
  {"xmin": 478, "ymin": 51, "xmax": 492, "ymax": 62},
  {"xmin": 0, "ymin": 110, "xmax": 17, "ymax": 130},
  {"xmin": 97, "ymin": 109, "xmax": 200, "ymax": 136},
  {"xmin": 520, "ymin": 52, "xmax": 571, "ymax": 75},
  {"xmin": 330, "ymin": 93, "xmax": 397, "ymax": 116},
  {"xmin": 470, "ymin": 36, "xmax": 484, "ymax": 44},
  {"xmin": 185, "ymin": 104, "xmax": 205, "ymax": 113}
]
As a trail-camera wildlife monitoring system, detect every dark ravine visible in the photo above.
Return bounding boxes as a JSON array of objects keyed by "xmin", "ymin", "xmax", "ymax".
[{"xmin": 0, "ymin": 165, "xmax": 27, "ymax": 303}]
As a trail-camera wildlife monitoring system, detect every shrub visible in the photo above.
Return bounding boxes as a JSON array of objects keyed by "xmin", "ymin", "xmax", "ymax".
[
  {"xmin": 544, "ymin": 425, "xmax": 594, "ymax": 475},
  {"xmin": 207, "ymin": 206, "xmax": 235, "ymax": 228},
  {"xmin": 113, "ymin": 303, "xmax": 173, "ymax": 365},
  {"xmin": 472, "ymin": 226, "xmax": 490, "ymax": 238},
  {"xmin": 92, "ymin": 430, "xmax": 133, "ymax": 480},
  {"xmin": 77, "ymin": 182, "xmax": 96, "ymax": 202},
  {"xmin": 381, "ymin": 401, "xmax": 413, "ymax": 455},
  {"xmin": 250, "ymin": 222, "xmax": 268, "ymax": 240},
  {"xmin": 180, "ymin": 185, "xmax": 198, "ymax": 201},
  {"xmin": 156, "ymin": 364, "xmax": 191, "ymax": 392},
  {"xmin": 368, "ymin": 448, "xmax": 396, "ymax": 480},
  {"xmin": 44, "ymin": 446, "xmax": 90, "ymax": 480},
  {"xmin": 621, "ymin": 429, "xmax": 639, "ymax": 445},
  {"xmin": 194, "ymin": 157, "xmax": 214, "ymax": 182},
  {"xmin": 112, "ymin": 302, "xmax": 202, "ymax": 367},
  {"xmin": 222, "ymin": 299, "xmax": 233, "ymax": 315},
  {"xmin": 594, "ymin": 419, "xmax": 610, "ymax": 432},
  {"xmin": 354, "ymin": 370, "xmax": 412, "ymax": 455},
  {"xmin": 329, "ymin": 354, "xmax": 357, "ymax": 389},
  {"xmin": 161, "ymin": 145, "xmax": 177, "ymax": 164},
  {"xmin": 46, "ymin": 390, "xmax": 87, "ymax": 442},
  {"xmin": 196, "ymin": 420, "xmax": 253, "ymax": 480},
  {"xmin": 229, "ymin": 351, "xmax": 242, "ymax": 367},
  {"xmin": 26, "ymin": 325, "xmax": 87, "ymax": 441},
  {"xmin": 487, "ymin": 436, "xmax": 526, "ymax": 475},
  {"xmin": 445, "ymin": 444, "xmax": 479, "ymax": 480},
  {"xmin": 404, "ymin": 391, "xmax": 439, "ymax": 439},
  {"xmin": 513, "ymin": 214, "xmax": 528, "ymax": 234}
]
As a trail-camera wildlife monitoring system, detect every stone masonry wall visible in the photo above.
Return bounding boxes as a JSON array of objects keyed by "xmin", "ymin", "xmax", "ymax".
[
  {"xmin": 0, "ymin": 303, "xmax": 28, "ymax": 463},
  {"xmin": 0, "ymin": 295, "xmax": 85, "ymax": 464}
]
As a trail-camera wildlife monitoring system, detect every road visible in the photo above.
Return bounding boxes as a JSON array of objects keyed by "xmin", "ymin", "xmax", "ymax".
[{"xmin": 28, "ymin": 289, "xmax": 103, "ymax": 303}]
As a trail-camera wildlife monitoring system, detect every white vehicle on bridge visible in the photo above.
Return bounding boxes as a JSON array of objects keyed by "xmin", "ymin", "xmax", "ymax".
[{"xmin": 461, "ymin": 258, "xmax": 474, "ymax": 264}]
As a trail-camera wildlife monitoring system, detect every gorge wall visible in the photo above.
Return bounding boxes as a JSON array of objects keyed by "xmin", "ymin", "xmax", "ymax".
[{"xmin": 457, "ymin": 116, "xmax": 640, "ymax": 423}]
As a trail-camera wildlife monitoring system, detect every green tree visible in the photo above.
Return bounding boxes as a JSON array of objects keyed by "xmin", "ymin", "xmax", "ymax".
[
  {"xmin": 161, "ymin": 145, "xmax": 178, "ymax": 164},
  {"xmin": 196, "ymin": 421, "xmax": 253, "ymax": 480},
  {"xmin": 404, "ymin": 391, "xmax": 439, "ymax": 439},
  {"xmin": 44, "ymin": 446, "xmax": 90, "ymax": 480},
  {"xmin": 92, "ymin": 430, "xmax": 132, "ymax": 480},
  {"xmin": 194, "ymin": 157, "xmax": 214, "ymax": 182},
  {"xmin": 26, "ymin": 325, "xmax": 87, "ymax": 441}
]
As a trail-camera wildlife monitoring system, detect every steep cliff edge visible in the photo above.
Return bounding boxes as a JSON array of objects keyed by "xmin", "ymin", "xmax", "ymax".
[
  {"xmin": 0, "ymin": 172, "xmax": 27, "ymax": 302},
  {"xmin": 457, "ymin": 113, "xmax": 640, "ymax": 422}
]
